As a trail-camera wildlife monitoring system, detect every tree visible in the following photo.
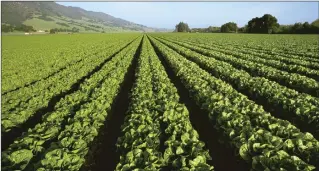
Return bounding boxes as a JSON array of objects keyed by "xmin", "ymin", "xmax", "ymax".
[
  {"xmin": 247, "ymin": 17, "xmax": 261, "ymax": 33},
  {"xmin": 262, "ymin": 14, "xmax": 279, "ymax": 33},
  {"xmin": 15, "ymin": 24, "xmax": 36, "ymax": 32},
  {"xmin": 247, "ymin": 14, "xmax": 279, "ymax": 33},
  {"xmin": 291, "ymin": 22, "xmax": 304, "ymax": 33},
  {"xmin": 278, "ymin": 25, "xmax": 293, "ymax": 34},
  {"xmin": 276, "ymin": 21, "xmax": 319, "ymax": 34},
  {"xmin": 1, "ymin": 24, "xmax": 14, "ymax": 32},
  {"xmin": 311, "ymin": 19, "xmax": 319, "ymax": 28},
  {"xmin": 221, "ymin": 22, "xmax": 238, "ymax": 33},
  {"xmin": 207, "ymin": 26, "xmax": 220, "ymax": 33},
  {"xmin": 311, "ymin": 19, "xmax": 319, "ymax": 34},
  {"xmin": 50, "ymin": 29, "xmax": 56, "ymax": 34},
  {"xmin": 302, "ymin": 22, "xmax": 311, "ymax": 33},
  {"xmin": 238, "ymin": 25, "xmax": 248, "ymax": 33},
  {"xmin": 175, "ymin": 22, "xmax": 190, "ymax": 32}
]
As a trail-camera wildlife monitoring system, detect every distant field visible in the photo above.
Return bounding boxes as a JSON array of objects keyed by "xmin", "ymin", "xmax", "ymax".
[{"xmin": 2, "ymin": 33, "xmax": 319, "ymax": 171}]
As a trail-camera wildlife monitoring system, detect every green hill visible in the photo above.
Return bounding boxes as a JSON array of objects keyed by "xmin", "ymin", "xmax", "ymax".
[{"xmin": 1, "ymin": 1, "xmax": 169, "ymax": 33}]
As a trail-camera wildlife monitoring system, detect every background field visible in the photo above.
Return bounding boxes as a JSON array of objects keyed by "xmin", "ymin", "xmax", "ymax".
[{"xmin": 1, "ymin": 33, "xmax": 319, "ymax": 171}]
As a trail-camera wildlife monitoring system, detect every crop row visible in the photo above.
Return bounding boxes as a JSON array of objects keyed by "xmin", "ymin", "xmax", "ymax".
[
  {"xmin": 149, "ymin": 36, "xmax": 319, "ymax": 170},
  {"xmin": 167, "ymin": 35, "xmax": 319, "ymax": 64},
  {"xmin": 153, "ymin": 36, "xmax": 319, "ymax": 137},
  {"xmin": 2, "ymin": 34, "xmax": 134, "ymax": 93},
  {"xmin": 171, "ymin": 34, "xmax": 319, "ymax": 59},
  {"xmin": 1, "ymin": 36, "xmax": 129, "ymax": 96},
  {"xmin": 2, "ymin": 33, "xmax": 318, "ymax": 171},
  {"xmin": 116, "ymin": 37, "xmax": 164, "ymax": 170},
  {"xmin": 160, "ymin": 35, "xmax": 319, "ymax": 81},
  {"xmin": 2, "ymin": 39, "xmax": 126, "ymax": 113},
  {"xmin": 2, "ymin": 37, "xmax": 142, "ymax": 171},
  {"xmin": 157, "ymin": 36, "xmax": 319, "ymax": 96},
  {"xmin": 155, "ymin": 35, "xmax": 319, "ymax": 80},
  {"xmin": 116, "ymin": 37, "xmax": 213, "ymax": 170},
  {"xmin": 2, "ymin": 35, "xmax": 137, "ymax": 108},
  {"xmin": 1, "ymin": 37, "xmax": 138, "ymax": 133},
  {"xmin": 34, "ymin": 37, "xmax": 142, "ymax": 171}
]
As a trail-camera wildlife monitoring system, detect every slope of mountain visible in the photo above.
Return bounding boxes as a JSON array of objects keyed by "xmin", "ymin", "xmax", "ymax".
[{"xmin": 1, "ymin": 1, "xmax": 170, "ymax": 32}]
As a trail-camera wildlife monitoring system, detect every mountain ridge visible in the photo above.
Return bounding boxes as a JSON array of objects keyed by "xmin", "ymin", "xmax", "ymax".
[{"xmin": 1, "ymin": 1, "xmax": 171, "ymax": 32}]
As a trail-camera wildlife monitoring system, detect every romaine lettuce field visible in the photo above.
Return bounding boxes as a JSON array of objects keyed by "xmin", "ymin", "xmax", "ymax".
[{"xmin": 2, "ymin": 33, "xmax": 319, "ymax": 171}]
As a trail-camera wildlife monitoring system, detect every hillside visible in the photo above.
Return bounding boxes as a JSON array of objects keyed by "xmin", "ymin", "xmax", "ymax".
[{"xmin": 1, "ymin": 1, "xmax": 169, "ymax": 32}]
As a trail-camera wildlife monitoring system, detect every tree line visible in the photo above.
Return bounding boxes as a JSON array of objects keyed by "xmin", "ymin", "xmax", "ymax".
[
  {"xmin": 1, "ymin": 23, "xmax": 80, "ymax": 34},
  {"xmin": 1, "ymin": 24, "xmax": 36, "ymax": 33},
  {"xmin": 49, "ymin": 27, "xmax": 80, "ymax": 34},
  {"xmin": 175, "ymin": 14, "xmax": 319, "ymax": 34}
]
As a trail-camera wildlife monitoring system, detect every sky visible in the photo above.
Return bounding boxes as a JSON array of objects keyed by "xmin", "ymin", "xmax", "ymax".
[{"xmin": 57, "ymin": 2, "xmax": 319, "ymax": 29}]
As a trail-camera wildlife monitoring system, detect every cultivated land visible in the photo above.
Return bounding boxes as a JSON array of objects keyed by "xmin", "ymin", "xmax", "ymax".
[{"xmin": 1, "ymin": 33, "xmax": 319, "ymax": 171}]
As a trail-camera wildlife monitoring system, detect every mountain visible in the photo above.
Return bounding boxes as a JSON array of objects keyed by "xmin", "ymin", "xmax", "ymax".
[{"xmin": 1, "ymin": 1, "xmax": 170, "ymax": 32}]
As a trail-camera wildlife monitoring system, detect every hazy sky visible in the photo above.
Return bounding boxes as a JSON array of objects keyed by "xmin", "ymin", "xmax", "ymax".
[{"xmin": 57, "ymin": 2, "xmax": 319, "ymax": 29}]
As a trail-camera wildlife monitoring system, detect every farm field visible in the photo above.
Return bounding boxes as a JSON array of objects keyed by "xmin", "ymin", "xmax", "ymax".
[{"xmin": 1, "ymin": 33, "xmax": 319, "ymax": 171}]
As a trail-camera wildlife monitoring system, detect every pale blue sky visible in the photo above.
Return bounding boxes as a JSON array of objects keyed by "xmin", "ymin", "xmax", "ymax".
[{"xmin": 57, "ymin": 2, "xmax": 319, "ymax": 29}]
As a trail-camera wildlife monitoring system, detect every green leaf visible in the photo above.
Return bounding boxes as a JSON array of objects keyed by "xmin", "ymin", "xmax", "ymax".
[
  {"xmin": 176, "ymin": 146, "xmax": 184, "ymax": 155},
  {"xmin": 181, "ymin": 133, "xmax": 190, "ymax": 143},
  {"xmin": 137, "ymin": 124, "xmax": 146, "ymax": 132},
  {"xmin": 284, "ymin": 139, "xmax": 294, "ymax": 149},
  {"xmin": 276, "ymin": 150, "xmax": 289, "ymax": 160},
  {"xmin": 8, "ymin": 149, "xmax": 33, "ymax": 169},
  {"xmin": 239, "ymin": 144, "xmax": 250, "ymax": 161}
]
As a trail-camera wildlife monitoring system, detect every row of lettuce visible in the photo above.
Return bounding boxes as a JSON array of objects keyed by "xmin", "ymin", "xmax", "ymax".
[
  {"xmin": 152, "ymin": 36, "xmax": 319, "ymax": 138},
  {"xmin": 2, "ymin": 37, "xmax": 142, "ymax": 170},
  {"xmin": 159, "ymin": 37, "xmax": 319, "ymax": 96},
  {"xmin": 155, "ymin": 34, "xmax": 319, "ymax": 82},
  {"xmin": 2, "ymin": 34, "xmax": 319, "ymax": 171},
  {"xmin": 159, "ymin": 34, "xmax": 319, "ymax": 60},
  {"xmin": 2, "ymin": 35, "xmax": 214, "ymax": 171},
  {"xmin": 172, "ymin": 35, "xmax": 319, "ymax": 70},
  {"xmin": 1, "ymin": 36, "xmax": 138, "ymax": 133},
  {"xmin": 148, "ymin": 36, "xmax": 319, "ymax": 170},
  {"xmin": 2, "ymin": 34, "xmax": 134, "ymax": 93},
  {"xmin": 116, "ymin": 37, "xmax": 213, "ymax": 170}
]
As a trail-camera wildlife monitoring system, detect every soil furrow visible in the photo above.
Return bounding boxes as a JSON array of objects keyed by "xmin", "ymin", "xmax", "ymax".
[{"xmin": 81, "ymin": 36, "xmax": 143, "ymax": 171}]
